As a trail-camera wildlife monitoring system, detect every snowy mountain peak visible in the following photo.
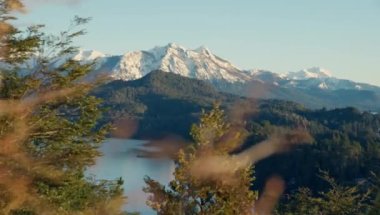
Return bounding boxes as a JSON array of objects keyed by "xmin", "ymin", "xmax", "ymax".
[
  {"xmin": 103, "ymin": 43, "xmax": 249, "ymax": 83},
  {"xmin": 154, "ymin": 43, "xmax": 213, "ymax": 57},
  {"xmin": 73, "ymin": 50, "xmax": 106, "ymax": 61},
  {"xmin": 166, "ymin": 42, "xmax": 184, "ymax": 49},
  {"xmin": 194, "ymin": 45, "xmax": 212, "ymax": 55},
  {"xmin": 285, "ymin": 67, "xmax": 333, "ymax": 80},
  {"xmin": 306, "ymin": 67, "xmax": 333, "ymax": 77}
]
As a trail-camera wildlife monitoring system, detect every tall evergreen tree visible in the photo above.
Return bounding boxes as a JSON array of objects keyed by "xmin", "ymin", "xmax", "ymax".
[
  {"xmin": 144, "ymin": 105, "xmax": 257, "ymax": 214},
  {"xmin": 0, "ymin": 1, "xmax": 125, "ymax": 214}
]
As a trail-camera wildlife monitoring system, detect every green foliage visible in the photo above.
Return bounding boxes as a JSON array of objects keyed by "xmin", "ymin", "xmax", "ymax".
[
  {"xmin": 36, "ymin": 175, "xmax": 123, "ymax": 211},
  {"xmin": 249, "ymin": 104, "xmax": 380, "ymax": 194},
  {"xmin": 144, "ymin": 105, "xmax": 257, "ymax": 214},
  {"xmin": 190, "ymin": 104, "xmax": 229, "ymax": 147},
  {"xmin": 278, "ymin": 172, "xmax": 370, "ymax": 215},
  {"xmin": 367, "ymin": 173, "xmax": 380, "ymax": 215},
  {"xmin": 368, "ymin": 193, "xmax": 380, "ymax": 215},
  {"xmin": 93, "ymin": 70, "xmax": 235, "ymax": 138},
  {"xmin": 0, "ymin": 6, "xmax": 124, "ymax": 214},
  {"xmin": 9, "ymin": 209, "xmax": 36, "ymax": 215}
]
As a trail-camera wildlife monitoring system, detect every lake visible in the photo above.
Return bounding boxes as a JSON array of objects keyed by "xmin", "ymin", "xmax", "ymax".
[{"xmin": 87, "ymin": 138, "xmax": 175, "ymax": 214}]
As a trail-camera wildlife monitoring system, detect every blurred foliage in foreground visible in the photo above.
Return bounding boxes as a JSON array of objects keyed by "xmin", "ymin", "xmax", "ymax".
[{"xmin": 0, "ymin": 1, "xmax": 125, "ymax": 214}]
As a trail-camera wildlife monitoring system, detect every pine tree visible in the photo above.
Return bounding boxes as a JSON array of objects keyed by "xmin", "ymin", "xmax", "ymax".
[
  {"xmin": 368, "ymin": 193, "xmax": 380, "ymax": 215},
  {"xmin": 0, "ymin": 1, "xmax": 125, "ymax": 214},
  {"xmin": 144, "ymin": 105, "xmax": 257, "ymax": 214},
  {"xmin": 278, "ymin": 172, "xmax": 370, "ymax": 215},
  {"xmin": 368, "ymin": 173, "xmax": 380, "ymax": 215}
]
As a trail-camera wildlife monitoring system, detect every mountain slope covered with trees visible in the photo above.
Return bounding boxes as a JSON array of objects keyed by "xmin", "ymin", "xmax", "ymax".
[{"xmin": 94, "ymin": 71, "xmax": 380, "ymax": 203}]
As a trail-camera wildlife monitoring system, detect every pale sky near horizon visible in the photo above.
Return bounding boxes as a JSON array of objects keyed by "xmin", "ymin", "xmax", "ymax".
[{"xmin": 14, "ymin": 0, "xmax": 380, "ymax": 85}]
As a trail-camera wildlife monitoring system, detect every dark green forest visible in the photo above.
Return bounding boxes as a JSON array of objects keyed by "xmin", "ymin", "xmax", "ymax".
[{"xmin": 94, "ymin": 70, "xmax": 380, "ymax": 213}]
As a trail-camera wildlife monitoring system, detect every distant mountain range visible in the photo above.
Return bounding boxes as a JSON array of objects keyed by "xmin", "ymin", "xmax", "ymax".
[{"xmin": 73, "ymin": 43, "xmax": 380, "ymax": 111}]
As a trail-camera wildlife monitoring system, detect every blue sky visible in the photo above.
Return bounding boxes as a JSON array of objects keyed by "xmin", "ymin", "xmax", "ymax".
[{"xmin": 16, "ymin": 0, "xmax": 380, "ymax": 85}]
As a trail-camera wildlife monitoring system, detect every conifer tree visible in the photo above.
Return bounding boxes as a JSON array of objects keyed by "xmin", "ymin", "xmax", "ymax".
[
  {"xmin": 0, "ymin": 1, "xmax": 125, "ymax": 214},
  {"xmin": 278, "ymin": 172, "xmax": 370, "ymax": 215},
  {"xmin": 144, "ymin": 105, "xmax": 257, "ymax": 214}
]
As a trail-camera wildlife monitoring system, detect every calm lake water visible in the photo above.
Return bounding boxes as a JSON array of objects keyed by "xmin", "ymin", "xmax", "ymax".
[{"xmin": 86, "ymin": 138, "xmax": 175, "ymax": 214}]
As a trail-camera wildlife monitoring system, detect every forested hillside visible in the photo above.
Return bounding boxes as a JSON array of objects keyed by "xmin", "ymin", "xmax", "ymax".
[
  {"xmin": 92, "ymin": 70, "xmax": 238, "ymax": 138},
  {"xmin": 248, "ymin": 102, "xmax": 380, "ymax": 192},
  {"xmin": 93, "ymin": 70, "xmax": 380, "ymax": 198}
]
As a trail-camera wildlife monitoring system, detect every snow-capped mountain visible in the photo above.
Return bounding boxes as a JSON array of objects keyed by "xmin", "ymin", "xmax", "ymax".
[
  {"xmin": 72, "ymin": 43, "xmax": 380, "ymax": 94},
  {"xmin": 281, "ymin": 68, "xmax": 379, "ymax": 92},
  {"xmin": 77, "ymin": 43, "xmax": 253, "ymax": 84}
]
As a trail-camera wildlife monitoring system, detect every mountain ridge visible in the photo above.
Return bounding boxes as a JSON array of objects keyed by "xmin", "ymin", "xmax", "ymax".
[
  {"xmin": 76, "ymin": 44, "xmax": 380, "ymax": 111},
  {"xmin": 75, "ymin": 44, "xmax": 380, "ymax": 91}
]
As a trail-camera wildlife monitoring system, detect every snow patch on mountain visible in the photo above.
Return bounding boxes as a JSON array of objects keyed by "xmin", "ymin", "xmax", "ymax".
[
  {"xmin": 355, "ymin": 85, "xmax": 362, "ymax": 90},
  {"xmin": 73, "ymin": 50, "xmax": 106, "ymax": 61},
  {"xmin": 318, "ymin": 82, "xmax": 328, "ymax": 89},
  {"xmin": 284, "ymin": 67, "xmax": 333, "ymax": 80}
]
